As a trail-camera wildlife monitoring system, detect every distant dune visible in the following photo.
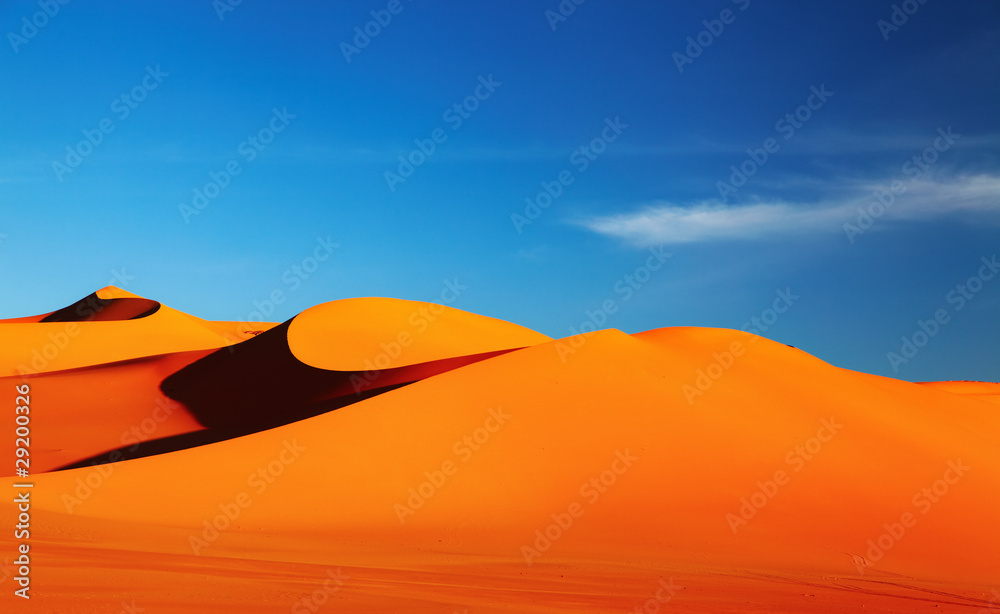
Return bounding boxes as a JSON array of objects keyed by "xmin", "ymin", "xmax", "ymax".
[
  {"xmin": 917, "ymin": 380, "xmax": 1000, "ymax": 405},
  {"xmin": 2, "ymin": 288, "xmax": 997, "ymax": 612}
]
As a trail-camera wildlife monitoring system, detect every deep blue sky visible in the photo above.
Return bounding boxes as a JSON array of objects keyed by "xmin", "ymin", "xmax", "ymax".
[{"xmin": 1, "ymin": 1, "xmax": 998, "ymax": 382}]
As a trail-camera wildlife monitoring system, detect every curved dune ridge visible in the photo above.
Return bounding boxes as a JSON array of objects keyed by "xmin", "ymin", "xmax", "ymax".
[
  {"xmin": 0, "ymin": 286, "xmax": 278, "ymax": 377},
  {"xmin": 0, "ymin": 291, "xmax": 551, "ymax": 475},
  {"xmin": 0, "ymin": 286, "xmax": 158, "ymax": 323},
  {"xmin": 2, "ymin": 290, "xmax": 998, "ymax": 613},
  {"xmin": 288, "ymin": 297, "xmax": 551, "ymax": 370}
]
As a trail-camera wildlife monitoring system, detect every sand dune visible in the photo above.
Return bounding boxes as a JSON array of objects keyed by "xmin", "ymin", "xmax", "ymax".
[
  {"xmin": 1, "ymin": 290, "xmax": 549, "ymax": 475},
  {"xmin": 159, "ymin": 296, "xmax": 550, "ymax": 431},
  {"xmin": 0, "ymin": 286, "xmax": 275, "ymax": 377},
  {"xmin": 918, "ymin": 380, "xmax": 1000, "ymax": 405},
  {"xmin": 2, "ymin": 290, "xmax": 996, "ymax": 612}
]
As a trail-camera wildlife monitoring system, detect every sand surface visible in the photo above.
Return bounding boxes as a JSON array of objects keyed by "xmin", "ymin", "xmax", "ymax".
[{"xmin": 2, "ymin": 288, "xmax": 997, "ymax": 612}]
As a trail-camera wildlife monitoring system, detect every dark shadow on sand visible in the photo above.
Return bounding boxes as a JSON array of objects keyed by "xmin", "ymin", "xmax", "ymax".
[
  {"xmin": 53, "ymin": 317, "xmax": 520, "ymax": 470},
  {"xmin": 40, "ymin": 293, "xmax": 161, "ymax": 322}
]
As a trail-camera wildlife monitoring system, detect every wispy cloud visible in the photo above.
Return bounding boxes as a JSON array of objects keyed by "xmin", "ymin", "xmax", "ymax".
[
  {"xmin": 777, "ymin": 130, "xmax": 1000, "ymax": 155},
  {"xmin": 578, "ymin": 174, "xmax": 1000, "ymax": 245}
]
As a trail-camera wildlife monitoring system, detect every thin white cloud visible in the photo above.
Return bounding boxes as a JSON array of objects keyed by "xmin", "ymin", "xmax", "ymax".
[
  {"xmin": 579, "ymin": 174, "xmax": 1000, "ymax": 245},
  {"xmin": 582, "ymin": 201, "xmax": 841, "ymax": 244}
]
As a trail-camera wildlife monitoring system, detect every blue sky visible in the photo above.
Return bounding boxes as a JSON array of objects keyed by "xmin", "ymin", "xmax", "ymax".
[{"xmin": 1, "ymin": 0, "xmax": 998, "ymax": 382}]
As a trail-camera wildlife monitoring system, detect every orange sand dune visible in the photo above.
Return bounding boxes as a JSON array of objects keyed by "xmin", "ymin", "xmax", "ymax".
[
  {"xmin": 159, "ymin": 296, "xmax": 551, "ymax": 432},
  {"xmin": 918, "ymin": 380, "xmax": 1000, "ymax": 405},
  {"xmin": 0, "ymin": 286, "xmax": 276, "ymax": 377},
  {"xmin": 3, "ymin": 311, "xmax": 998, "ymax": 612},
  {"xmin": 0, "ymin": 289, "xmax": 158, "ymax": 323},
  {"xmin": 93, "ymin": 297, "xmax": 550, "ymax": 467},
  {"xmin": 286, "ymin": 297, "xmax": 551, "ymax": 370},
  {"xmin": 1, "ymin": 292, "xmax": 550, "ymax": 475},
  {"xmin": 0, "ymin": 350, "xmax": 210, "ymax": 475}
]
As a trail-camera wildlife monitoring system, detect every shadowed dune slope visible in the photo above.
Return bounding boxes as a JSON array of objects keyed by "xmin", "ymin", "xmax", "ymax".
[
  {"xmin": 12, "ymin": 325, "xmax": 999, "ymax": 612},
  {"xmin": 0, "ymin": 287, "xmax": 282, "ymax": 474},
  {"xmin": 0, "ymin": 350, "xmax": 211, "ymax": 476},
  {"xmin": 1, "ymin": 294, "xmax": 552, "ymax": 475},
  {"xmin": 39, "ymin": 292, "xmax": 160, "ymax": 323},
  {"xmin": 0, "ymin": 286, "xmax": 276, "ymax": 376},
  {"xmin": 153, "ymin": 297, "xmax": 551, "ymax": 447}
]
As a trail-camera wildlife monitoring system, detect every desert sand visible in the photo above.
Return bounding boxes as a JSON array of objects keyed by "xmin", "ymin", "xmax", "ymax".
[{"xmin": 2, "ymin": 287, "xmax": 998, "ymax": 612}]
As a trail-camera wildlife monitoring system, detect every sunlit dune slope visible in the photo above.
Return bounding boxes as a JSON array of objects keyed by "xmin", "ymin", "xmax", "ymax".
[
  {"xmin": 159, "ymin": 297, "xmax": 551, "ymax": 432},
  {"xmin": 0, "ymin": 287, "xmax": 280, "ymax": 475},
  {"xmin": 0, "ymin": 293, "xmax": 551, "ymax": 475},
  {"xmin": 17, "ymin": 325, "xmax": 1000, "ymax": 603},
  {"xmin": 287, "ymin": 297, "xmax": 551, "ymax": 370},
  {"xmin": 0, "ymin": 286, "xmax": 275, "ymax": 376}
]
